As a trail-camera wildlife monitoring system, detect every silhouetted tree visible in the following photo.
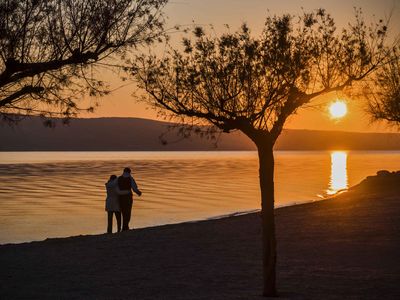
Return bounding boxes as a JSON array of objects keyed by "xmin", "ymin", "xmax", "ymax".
[
  {"xmin": 366, "ymin": 46, "xmax": 400, "ymax": 124},
  {"xmin": 0, "ymin": 0, "xmax": 167, "ymax": 122},
  {"xmin": 133, "ymin": 9, "xmax": 392, "ymax": 296}
]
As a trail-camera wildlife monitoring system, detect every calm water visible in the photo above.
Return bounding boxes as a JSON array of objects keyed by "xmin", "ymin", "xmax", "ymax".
[{"xmin": 0, "ymin": 151, "xmax": 399, "ymax": 244}]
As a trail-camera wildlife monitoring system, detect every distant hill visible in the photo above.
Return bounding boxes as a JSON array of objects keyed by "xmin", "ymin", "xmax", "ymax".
[
  {"xmin": 1, "ymin": 117, "xmax": 399, "ymax": 151},
  {"xmin": 275, "ymin": 129, "xmax": 400, "ymax": 151}
]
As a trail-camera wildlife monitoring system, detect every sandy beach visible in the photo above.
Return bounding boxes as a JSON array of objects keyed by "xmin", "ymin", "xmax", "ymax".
[{"xmin": 0, "ymin": 171, "xmax": 399, "ymax": 299}]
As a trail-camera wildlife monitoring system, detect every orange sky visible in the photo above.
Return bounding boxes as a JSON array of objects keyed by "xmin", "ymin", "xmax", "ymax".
[{"xmin": 79, "ymin": 0, "xmax": 400, "ymax": 133}]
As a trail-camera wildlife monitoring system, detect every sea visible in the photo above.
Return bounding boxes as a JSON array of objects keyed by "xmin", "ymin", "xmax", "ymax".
[{"xmin": 0, "ymin": 150, "xmax": 399, "ymax": 244}]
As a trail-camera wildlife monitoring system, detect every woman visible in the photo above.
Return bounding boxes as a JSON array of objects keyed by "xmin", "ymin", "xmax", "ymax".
[{"xmin": 105, "ymin": 175, "xmax": 130, "ymax": 233}]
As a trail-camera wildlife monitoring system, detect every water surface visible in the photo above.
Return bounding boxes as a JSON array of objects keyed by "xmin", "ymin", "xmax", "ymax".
[{"xmin": 0, "ymin": 151, "xmax": 399, "ymax": 244}]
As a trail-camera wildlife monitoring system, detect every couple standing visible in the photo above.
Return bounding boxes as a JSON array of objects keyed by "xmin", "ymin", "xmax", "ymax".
[{"xmin": 105, "ymin": 167, "xmax": 142, "ymax": 233}]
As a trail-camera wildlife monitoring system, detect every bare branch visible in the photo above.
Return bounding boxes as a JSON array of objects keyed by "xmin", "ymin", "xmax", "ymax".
[{"xmin": 0, "ymin": 0, "xmax": 168, "ymax": 121}]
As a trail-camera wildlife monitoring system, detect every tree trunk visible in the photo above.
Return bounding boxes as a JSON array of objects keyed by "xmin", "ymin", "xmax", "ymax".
[{"xmin": 256, "ymin": 134, "xmax": 277, "ymax": 297}]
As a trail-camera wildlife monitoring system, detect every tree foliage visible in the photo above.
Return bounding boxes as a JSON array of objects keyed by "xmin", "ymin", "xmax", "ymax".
[
  {"xmin": 366, "ymin": 45, "xmax": 400, "ymax": 124},
  {"xmin": 134, "ymin": 9, "xmax": 389, "ymax": 141},
  {"xmin": 0, "ymin": 0, "xmax": 167, "ymax": 122},
  {"xmin": 132, "ymin": 9, "xmax": 392, "ymax": 296}
]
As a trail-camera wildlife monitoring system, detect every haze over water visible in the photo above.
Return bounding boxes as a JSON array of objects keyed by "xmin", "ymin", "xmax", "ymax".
[{"xmin": 0, "ymin": 150, "xmax": 399, "ymax": 244}]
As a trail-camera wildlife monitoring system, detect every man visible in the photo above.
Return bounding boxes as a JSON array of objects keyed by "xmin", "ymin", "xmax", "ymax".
[{"xmin": 117, "ymin": 167, "xmax": 142, "ymax": 231}]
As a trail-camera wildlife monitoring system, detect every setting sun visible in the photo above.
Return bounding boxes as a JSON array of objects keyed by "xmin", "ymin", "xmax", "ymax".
[{"xmin": 329, "ymin": 100, "xmax": 348, "ymax": 119}]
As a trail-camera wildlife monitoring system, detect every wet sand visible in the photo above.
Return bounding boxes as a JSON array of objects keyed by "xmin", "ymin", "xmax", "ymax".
[{"xmin": 0, "ymin": 171, "xmax": 399, "ymax": 299}]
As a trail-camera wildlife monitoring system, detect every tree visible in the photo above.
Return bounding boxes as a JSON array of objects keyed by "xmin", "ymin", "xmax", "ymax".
[
  {"xmin": 132, "ymin": 9, "xmax": 391, "ymax": 296},
  {"xmin": 366, "ymin": 45, "xmax": 400, "ymax": 124},
  {"xmin": 0, "ymin": 0, "xmax": 167, "ymax": 122}
]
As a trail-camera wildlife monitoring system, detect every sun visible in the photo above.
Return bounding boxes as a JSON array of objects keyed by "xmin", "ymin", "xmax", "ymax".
[{"xmin": 329, "ymin": 100, "xmax": 347, "ymax": 119}]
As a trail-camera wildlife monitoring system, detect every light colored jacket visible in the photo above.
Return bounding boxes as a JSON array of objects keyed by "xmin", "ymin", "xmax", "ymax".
[{"xmin": 105, "ymin": 179, "xmax": 129, "ymax": 212}]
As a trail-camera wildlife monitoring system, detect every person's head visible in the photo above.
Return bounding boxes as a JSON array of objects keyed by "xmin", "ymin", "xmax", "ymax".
[
  {"xmin": 109, "ymin": 174, "xmax": 117, "ymax": 181},
  {"xmin": 123, "ymin": 167, "xmax": 131, "ymax": 174}
]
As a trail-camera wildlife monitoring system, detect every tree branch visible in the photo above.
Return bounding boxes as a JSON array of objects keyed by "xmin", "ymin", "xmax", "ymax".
[
  {"xmin": 0, "ymin": 51, "xmax": 99, "ymax": 88},
  {"xmin": 0, "ymin": 85, "xmax": 44, "ymax": 107}
]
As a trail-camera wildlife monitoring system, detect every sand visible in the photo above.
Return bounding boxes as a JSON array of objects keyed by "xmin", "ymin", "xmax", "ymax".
[{"xmin": 0, "ymin": 171, "xmax": 399, "ymax": 299}]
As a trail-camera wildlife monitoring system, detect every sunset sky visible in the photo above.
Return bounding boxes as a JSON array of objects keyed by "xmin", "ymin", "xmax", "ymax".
[{"xmin": 80, "ymin": 0, "xmax": 400, "ymax": 133}]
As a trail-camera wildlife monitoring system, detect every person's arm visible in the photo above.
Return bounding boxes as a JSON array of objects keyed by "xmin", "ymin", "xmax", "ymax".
[
  {"xmin": 115, "ymin": 184, "xmax": 130, "ymax": 195},
  {"xmin": 109, "ymin": 179, "xmax": 130, "ymax": 195},
  {"xmin": 130, "ymin": 176, "xmax": 142, "ymax": 196}
]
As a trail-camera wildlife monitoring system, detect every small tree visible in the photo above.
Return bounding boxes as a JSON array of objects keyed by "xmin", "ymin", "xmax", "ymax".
[
  {"xmin": 366, "ymin": 45, "xmax": 400, "ymax": 124},
  {"xmin": 133, "ymin": 9, "xmax": 391, "ymax": 296},
  {"xmin": 0, "ymin": 0, "xmax": 167, "ymax": 122}
]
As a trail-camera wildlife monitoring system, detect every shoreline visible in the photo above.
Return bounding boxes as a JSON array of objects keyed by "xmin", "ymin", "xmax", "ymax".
[
  {"xmin": 2, "ymin": 151, "xmax": 399, "ymax": 246},
  {"xmin": 0, "ymin": 187, "xmax": 377, "ymax": 247},
  {"xmin": 0, "ymin": 196, "xmax": 334, "ymax": 247},
  {"xmin": 1, "ymin": 171, "xmax": 399, "ymax": 299},
  {"xmin": 0, "ymin": 171, "xmax": 400, "ymax": 247}
]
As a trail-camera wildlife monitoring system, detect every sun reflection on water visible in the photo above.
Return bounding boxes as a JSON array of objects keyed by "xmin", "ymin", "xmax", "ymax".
[{"xmin": 327, "ymin": 151, "xmax": 348, "ymax": 195}]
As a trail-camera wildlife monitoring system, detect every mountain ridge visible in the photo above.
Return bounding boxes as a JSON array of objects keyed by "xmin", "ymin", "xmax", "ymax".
[{"xmin": 1, "ymin": 116, "xmax": 399, "ymax": 151}]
